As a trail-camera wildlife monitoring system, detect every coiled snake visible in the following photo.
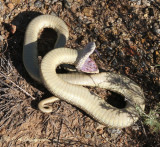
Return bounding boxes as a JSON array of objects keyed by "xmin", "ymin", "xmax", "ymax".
[{"xmin": 23, "ymin": 15, "xmax": 145, "ymax": 128}]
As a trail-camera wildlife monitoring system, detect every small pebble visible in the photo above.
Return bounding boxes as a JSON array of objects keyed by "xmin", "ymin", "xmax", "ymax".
[
  {"xmin": 7, "ymin": 2, "xmax": 14, "ymax": 10},
  {"xmin": 107, "ymin": 47, "xmax": 113, "ymax": 51},
  {"xmin": 64, "ymin": 0, "xmax": 73, "ymax": 8},
  {"xmin": 153, "ymin": 23, "xmax": 160, "ymax": 36},
  {"xmin": 142, "ymin": 0, "xmax": 151, "ymax": 6},
  {"xmin": 75, "ymin": 27, "xmax": 82, "ymax": 33},
  {"xmin": 94, "ymin": 28, "xmax": 99, "ymax": 35},
  {"xmin": 118, "ymin": 50, "xmax": 125, "ymax": 57},
  {"xmin": 77, "ymin": 0, "xmax": 83, "ymax": 3},
  {"xmin": 0, "ymin": 1, "xmax": 4, "ymax": 11},
  {"xmin": 108, "ymin": 51, "xmax": 114, "ymax": 56},
  {"xmin": 147, "ymin": 47, "xmax": 157, "ymax": 53},
  {"xmin": 0, "ymin": 35, "xmax": 3, "ymax": 41},
  {"xmin": 83, "ymin": 7, "xmax": 93, "ymax": 17},
  {"xmin": 34, "ymin": 1, "xmax": 43, "ymax": 8},
  {"xmin": 28, "ymin": 1, "xmax": 34, "ymax": 7},
  {"xmin": 51, "ymin": 0, "xmax": 58, "ymax": 4},
  {"xmin": 96, "ymin": 124, "xmax": 105, "ymax": 135},
  {"xmin": 83, "ymin": 17, "xmax": 91, "ymax": 24},
  {"xmin": 85, "ymin": 133, "xmax": 91, "ymax": 139},
  {"xmin": 107, "ymin": 128, "xmax": 121, "ymax": 134},
  {"xmin": 146, "ymin": 53, "xmax": 153, "ymax": 61},
  {"xmin": 107, "ymin": 56, "xmax": 111, "ymax": 61}
]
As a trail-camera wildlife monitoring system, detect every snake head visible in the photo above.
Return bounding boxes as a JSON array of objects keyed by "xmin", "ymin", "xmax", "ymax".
[{"xmin": 76, "ymin": 42, "xmax": 99, "ymax": 73}]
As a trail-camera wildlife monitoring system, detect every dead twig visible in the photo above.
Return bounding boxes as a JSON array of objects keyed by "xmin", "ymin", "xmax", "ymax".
[
  {"xmin": 0, "ymin": 71, "xmax": 36, "ymax": 100},
  {"xmin": 57, "ymin": 119, "xmax": 63, "ymax": 147}
]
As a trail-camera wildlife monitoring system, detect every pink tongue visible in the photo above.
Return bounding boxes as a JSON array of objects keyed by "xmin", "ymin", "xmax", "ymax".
[{"xmin": 80, "ymin": 57, "xmax": 98, "ymax": 73}]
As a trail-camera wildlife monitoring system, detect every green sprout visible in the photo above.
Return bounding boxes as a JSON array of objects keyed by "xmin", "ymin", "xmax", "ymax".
[{"xmin": 136, "ymin": 103, "xmax": 160, "ymax": 133}]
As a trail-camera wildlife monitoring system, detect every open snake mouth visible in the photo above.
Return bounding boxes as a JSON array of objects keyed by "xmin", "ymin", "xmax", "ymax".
[
  {"xmin": 75, "ymin": 42, "xmax": 99, "ymax": 73},
  {"xmin": 79, "ymin": 57, "xmax": 98, "ymax": 73}
]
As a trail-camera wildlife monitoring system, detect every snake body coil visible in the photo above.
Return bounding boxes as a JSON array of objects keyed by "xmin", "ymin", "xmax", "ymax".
[{"xmin": 23, "ymin": 15, "xmax": 145, "ymax": 128}]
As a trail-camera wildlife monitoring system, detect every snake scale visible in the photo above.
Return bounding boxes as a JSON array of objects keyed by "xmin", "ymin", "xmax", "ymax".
[{"xmin": 23, "ymin": 15, "xmax": 145, "ymax": 128}]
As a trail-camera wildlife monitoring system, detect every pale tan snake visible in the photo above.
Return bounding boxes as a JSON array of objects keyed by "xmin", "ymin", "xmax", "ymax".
[{"xmin": 23, "ymin": 15, "xmax": 145, "ymax": 128}]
